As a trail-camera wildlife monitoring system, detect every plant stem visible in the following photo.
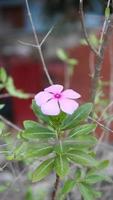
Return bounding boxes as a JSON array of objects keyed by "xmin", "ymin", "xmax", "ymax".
[
  {"xmin": 51, "ymin": 174, "xmax": 60, "ymax": 200},
  {"xmin": 91, "ymin": 14, "xmax": 113, "ymax": 111},
  {"xmin": 0, "ymin": 93, "xmax": 34, "ymax": 99},
  {"xmin": 0, "ymin": 115, "xmax": 22, "ymax": 131},
  {"xmin": 25, "ymin": 0, "xmax": 53, "ymax": 85},
  {"xmin": 79, "ymin": 0, "xmax": 100, "ymax": 57}
]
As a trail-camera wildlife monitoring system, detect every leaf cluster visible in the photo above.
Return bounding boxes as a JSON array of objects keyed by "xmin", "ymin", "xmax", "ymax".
[
  {"xmin": 9, "ymin": 101, "xmax": 111, "ymax": 200},
  {"xmin": 0, "ymin": 67, "xmax": 29, "ymax": 99}
]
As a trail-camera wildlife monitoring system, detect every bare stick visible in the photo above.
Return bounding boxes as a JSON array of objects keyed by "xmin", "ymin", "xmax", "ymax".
[
  {"xmin": 25, "ymin": 0, "xmax": 53, "ymax": 85},
  {"xmin": 40, "ymin": 25, "xmax": 54, "ymax": 47},
  {"xmin": 0, "ymin": 93, "xmax": 34, "ymax": 99},
  {"xmin": 98, "ymin": 0, "xmax": 111, "ymax": 53},
  {"xmin": 18, "ymin": 40, "xmax": 38, "ymax": 48},
  {"xmin": 51, "ymin": 174, "xmax": 60, "ymax": 200},
  {"xmin": 0, "ymin": 115, "xmax": 22, "ymax": 132},
  {"xmin": 99, "ymin": 101, "xmax": 113, "ymax": 121},
  {"xmin": 91, "ymin": 14, "xmax": 113, "ymax": 106},
  {"xmin": 79, "ymin": 0, "xmax": 100, "ymax": 57},
  {"xmin": 88, "ymin": 116, "xmax": 113, "ymax": 133}
]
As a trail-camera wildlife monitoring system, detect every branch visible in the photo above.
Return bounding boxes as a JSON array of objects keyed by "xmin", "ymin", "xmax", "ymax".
[
  {"xmin": 88, "ymin": 116, "xmax": 113, "ymax": 133},
  {"xmin": 18, "ymin": 40, "xmax": 38, "ymax": 48},
  {"xmin": 0, "ymin": 93, "xmax": 34, "ymax": 99},
  {"xmin": 98, "ymin": 0, "xmax": 111, "ymax": 53},
  {"xmin": 0, "ymin": 115, "xmax": 22, "ymax": 132},
  {"xmin": 40, "ymin": 25, "xmax": 54, "ymax": 47},
  {"xmin": 79, "ymin": 0, "xmax": 100, "ymax": 57},
  {"xmin": 91, "ymin": 14, "xmax": 113, "ymax": 105},
  {"xmin": 25, "ymin": 0, "xmax": 53, "ymax": 85},
  {"xmin": 51, "ymin": 174, "xmax": 60, "ymax": 200}
]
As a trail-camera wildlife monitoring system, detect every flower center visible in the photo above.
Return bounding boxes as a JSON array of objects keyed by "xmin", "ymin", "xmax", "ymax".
[{"xmin": 54, "ymin": 93, "xmax": 61, "ymax": 99}]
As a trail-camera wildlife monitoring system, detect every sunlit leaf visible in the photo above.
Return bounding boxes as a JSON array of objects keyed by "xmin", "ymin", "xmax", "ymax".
[
  {"xmin": 61, "ymin": 103, "xmax": 93, "ymax": 130},
  {"xmin": 32, "ymin": 158, "xmax": 54, "ymax": 182},
  {"xmin": 55, "ymin": 155, "xmax": 69, "ymax": 178},
  {"xmin": 69, "ymin": 124, "xmax": 96, "ymax": 138},
  {"xmin": 0, "ymin": 67, "xmax": 7, "ymax": 83},
  {"xmin": 79, "ymin": 183, "xmax": 95, "ymax": 200},
  {"xmin": 57, "ymin": 49, "xmax": 68, "ymax": 61},
  {"xmin": 6, "ymin": 77, "xmax": 29, "ymax": 99},
  {"xmin": 20, "ymin": 126, "xmax": 56, "ymax": 140},
  {"xmin": 67, "ymin": 150, "xmax": 98, "ymax": 167},
  {"xmin": 61, "ymin": 179, "xmax": 76, "ymax": 196}
]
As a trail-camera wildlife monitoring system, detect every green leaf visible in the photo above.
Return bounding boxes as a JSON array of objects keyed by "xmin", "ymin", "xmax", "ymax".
[
  {"xmin": 75, "ymin": 168, "xmax": 82, "ymax": 180},
  {"xmin": 69, "ymin": 124, "xmax": 96, "ymax": 138},
  {"xmin": 54, "ymin": 141, "xmax": 66, "ymax": 155},
  {"xmin": 79, "ymin": 183, "xmax": 97, "ymax": 200},
  {"xmin": 23, "ymin": 120, "xmax": 42, "ymax": 129},
  {"xmin": 89, "ymin": 34, "xmax": 99, "ymax": 48},
  {"xmin": 21, "ymin": 126, "xmax": 56, "ymax": 140},
  {"xmin": 55, "ymin": 155, "xmax": 69, "ymax": 178},
  {"xmin": 25, "ymin": 188, "xmax": 34, "ymax": 200},
  {"xmin": 68, "ymin": 59, "xmax": 78, "ymax": 66},
  {"xmin": 5, "ymin": 77, "xmax": 29, "ymax": 99},
  {"xmin": 61, "ymin": 180, "xmax": 76, "ymax": 196},
  {"xmin": 32, "ymin": 158, "xmax": 54, "ymax": 182},
  {"xmin": 85, "ymin": 174, "xmax": 112, "ymax": 184},
  {"xmin": 61, "ymin": 103, "xmax": 93, "ymax": 130},
  {"xmin": 96, "ymin": 160, "xmax": 109, "ymax": 170},
  {"xmin": 63, "ymin": 139, "xmax": 95, "ymax": 151},
  {"xmin": 13, "ymin": 142, "xmax": 27, "ymax": 160},
  {"xmin": 27, "ymin": 144, "xmax": 53, "ymax": 158},
  {"xmin": 57, "ymin": 49, "xmax": 68, "ymax": 61},
  {"xmin": 80, "ymin": 39, "xmax": 87, "ymax": 46},
  {"xmin": 0, "ymin": 104, "xmax": 5, "ymax": 110},
  {"xmin": 14, "ymin": 142, "xmax": 54, "ymax": 160},
  {"xmin": 0, "ymin": 67, "xmax": 7, "ymax": 83},
  {"xmin": 105, "ymin": 7, "xmax": 110, "ymax": 19},
  {"xmin": 66, "ymin": 135, "xmax": 97, "ymax": 147},
  {"xmin": 87, "ymin": 160, "xmax": 109, "ymax": 175},
  {"xmin": 67, "ymin": 150, "xmax": 98, "ymax": 167}
]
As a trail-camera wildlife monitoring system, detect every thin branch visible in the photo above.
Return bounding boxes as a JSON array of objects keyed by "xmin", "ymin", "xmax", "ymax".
[
  {"xmin": 88, "ymin": 116, "xmax": 113, "ymax": 133},
  {"xmin": 18, "ymin": 40, "xmax": 38, "ymax": 48},
  {"xmin": 79, "ymin": 0, "xmax": 100, "ymax": 57},
  {"xmin": 0, "ymin": 115, "xmax": 22, "ymax": 132},
  {"xmin": 40, "ymin": 25, "xmax": 54, "ymax": 47},
  {"xmin": 99, "ymin": 101, "xmax": 113, "ymax": 121},
  {"xmin": 51, "ymin": 174, "xmax": 60, "ymax": 200},
  {"xmin": 98, "ymin": 0, "xmax": 111, "ymax": 53},
  {"xmin": 91, "ymin": 14, "xmax": 113, "ymax": 106},
  {"xmin": 0, "ymin": 93, "xmax": 34, "ymax": 99},
  {"xmin": 19, "ymin": 25, "xmax": 54, "ymax": 48},
  {"xmin": 25, "ymin": 0, "xmax": 53, "ymax": 85}
]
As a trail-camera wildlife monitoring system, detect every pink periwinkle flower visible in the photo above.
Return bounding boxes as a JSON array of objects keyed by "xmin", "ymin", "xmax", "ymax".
[{"xmin": 34, "ymin": 84, "xmax": 81, "ymax": 116}]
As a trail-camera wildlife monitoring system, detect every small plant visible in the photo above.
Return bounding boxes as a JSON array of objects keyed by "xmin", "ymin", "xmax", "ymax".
[{"xmin": 8, "ymin": 84, "xmax": 111, "ymax": 200}]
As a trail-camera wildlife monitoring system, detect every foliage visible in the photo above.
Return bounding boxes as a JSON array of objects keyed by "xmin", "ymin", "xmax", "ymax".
[
  {"xmin": 7, "ymin": 101, "xmax": 111, "ymax": 200},
  {"xmin": 0, "ymin": 67, "xmax": 30, "ymax": 99}
]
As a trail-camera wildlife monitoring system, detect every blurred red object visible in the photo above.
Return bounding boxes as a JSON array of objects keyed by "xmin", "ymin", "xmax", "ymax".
[{"xmin": 9, "ymin": 56, "xmax": 43, "ymax": 126}]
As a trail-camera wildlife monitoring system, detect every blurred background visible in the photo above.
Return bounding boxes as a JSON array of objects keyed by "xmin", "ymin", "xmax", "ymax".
[
  {"xmin": 0, "ymin": 0, "xmax": 110, "ymax": 126},
  {"xmin": 1, "ymin": 1, "xmax": 113, "ymax": 200}
]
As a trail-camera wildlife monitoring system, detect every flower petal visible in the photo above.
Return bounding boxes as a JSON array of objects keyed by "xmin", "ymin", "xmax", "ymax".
[
  {"xmin": 59, "ymin": 99, "xmax": 79, "ymax": 114},
  {"xmin": 62, "ymin": 89, "xmax": 81, "ymax": 99},
  {"xmin": 35, "ymin": 91, "xmax": 53, "ymax": 106},
  {"xmin": 44, "ymin": 84, "xmax": 63, "ymax": 93},
  {"xmin": 41, "ymin": 99, "xmax": 60, "ymax": 115}
]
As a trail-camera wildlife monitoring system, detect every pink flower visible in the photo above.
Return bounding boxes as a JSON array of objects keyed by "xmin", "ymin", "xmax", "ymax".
[{"xmin": 35, "ymin": 84, "xmax": 81, "ymax": 116}]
